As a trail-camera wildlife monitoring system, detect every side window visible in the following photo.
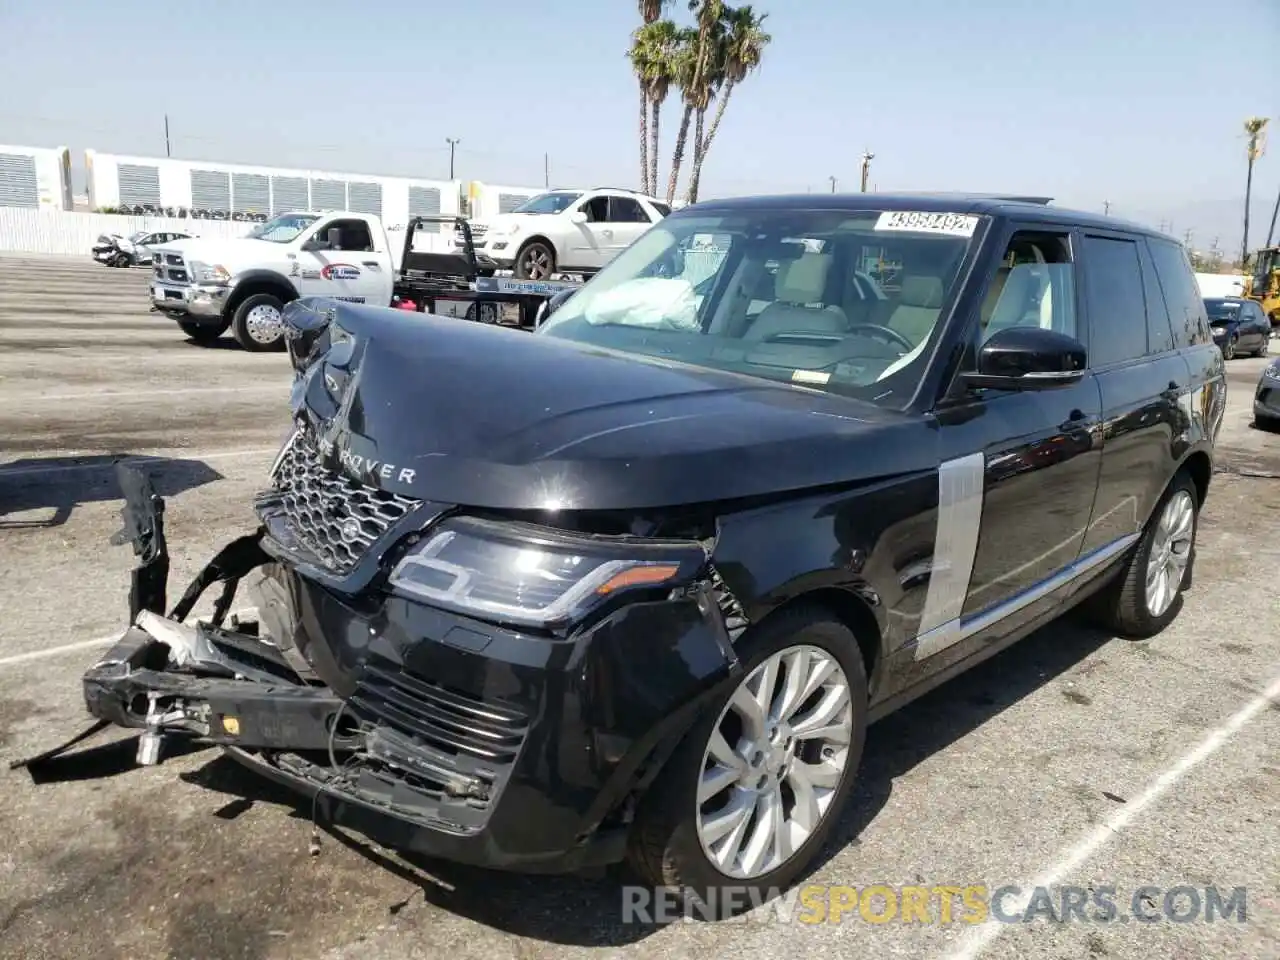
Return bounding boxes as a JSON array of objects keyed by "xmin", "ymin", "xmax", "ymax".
[
  {"xmin": 978, "ymin": 230, "xmax": 1076, "ymax": 345},
  {"xmin": 1146, "ymin": 237, "xmax": 1211, "ymax": 348},
  {"xmin": 1081, "ymin": 235, "xmax": 1147, "ymax": 366},
  {"xmin": 649, "ymin": 201, "xmax": 672, "ymax": 218},
  {"xmin": 320, "ymin": 219, "xmax": 374, "ymax": 252},
  {"xmin": 607, "ymin": 197, "xmax": 649, "ymax": 223},
  {"xmin": 581, "ymin": 197, "xmax": 609, "ymax": 223},
  {"xmin": 1138, "ymin": 243, "xmax": 1176, "ymax": 354}
]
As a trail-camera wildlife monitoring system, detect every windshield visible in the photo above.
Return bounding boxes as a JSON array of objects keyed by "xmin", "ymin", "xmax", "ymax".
[
  {"xmin": 129, "ymin": 231, "xmax": 148, "ymax": 242},
  {"xmin": 245, "ymin": 213, "xmax": 320, "ymax": 243},
  {"xmin": 512, "ymin": 192, "xmax": 583, "ymax": 215},
  {"xmin": 536, "ymin": 207, "xmax": 982, "ymax": 406},
  {"xmin": 1254, "ymin": 249, "xmax": 1277, "ymax": 290},
  {"xmin": 1204, "ymin": 298, "xmax": 1242, "ymax": 321}
]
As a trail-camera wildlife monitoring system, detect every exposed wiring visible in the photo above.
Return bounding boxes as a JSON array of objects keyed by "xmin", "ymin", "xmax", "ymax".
[{"xmin": 307, "ymin": 702, "xmax": 364, "ymax": 856}]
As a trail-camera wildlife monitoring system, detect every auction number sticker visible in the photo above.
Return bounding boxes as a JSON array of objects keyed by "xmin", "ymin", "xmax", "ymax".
[{"xmin": 874, "ymin": 211, "xmax": 979, "ymax": 237}]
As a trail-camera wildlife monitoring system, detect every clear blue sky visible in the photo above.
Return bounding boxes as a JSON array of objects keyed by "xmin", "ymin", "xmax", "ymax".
[{"xmin": 2, "ymin": 0, "xmax": 1277, "ymax": 250}]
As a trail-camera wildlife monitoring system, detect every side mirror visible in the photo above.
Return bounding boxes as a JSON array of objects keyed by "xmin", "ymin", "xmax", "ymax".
[
  {"xmin": 569, "ymin": 211, "xmax": 589, "ymax": 225},
  {"xmin": 962, "ymin": 326, "xmax": 1087, "ymax": 391}
]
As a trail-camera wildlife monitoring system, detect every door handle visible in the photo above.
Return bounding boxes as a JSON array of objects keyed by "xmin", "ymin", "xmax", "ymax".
[{"xmin": 361, "ymin": 260, "xmax": 379, "ymax": 267}]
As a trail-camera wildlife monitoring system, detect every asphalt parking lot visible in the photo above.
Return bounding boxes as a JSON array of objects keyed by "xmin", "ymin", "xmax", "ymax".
[{"xmin": 0, "ymin": 254, "xmax": 1277, "ymax": 960}]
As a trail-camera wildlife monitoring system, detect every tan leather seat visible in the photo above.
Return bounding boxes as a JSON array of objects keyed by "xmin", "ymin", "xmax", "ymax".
[
  {"xmin": 885, "ymin": 275, "xmax": 944, "ymax": 346},
  {"xmin": 745, "ymin": 253, "xmax": 850, "ymax": 339}
]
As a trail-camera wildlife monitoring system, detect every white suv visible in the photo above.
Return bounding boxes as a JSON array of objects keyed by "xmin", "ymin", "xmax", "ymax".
[{"xmin": 462, "ymin": 187, "xmax": 671, "ymax": 279}]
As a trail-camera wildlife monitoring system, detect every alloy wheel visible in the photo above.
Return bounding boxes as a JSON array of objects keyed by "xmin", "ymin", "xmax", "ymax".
[
  {"xmin": 245, "ymin": 303, "xmax": 283, "ymax": 344},
  {"xmin": 695, "ymin": 644, "xmax": 853, "ymax": 880},
  {"xmin": 1145, "ymin": 489, "xmax": 1194, "ymax": 618},
  {"xmin": 520, "ymin": 246, "xmax": 552, "ymax": 280}
]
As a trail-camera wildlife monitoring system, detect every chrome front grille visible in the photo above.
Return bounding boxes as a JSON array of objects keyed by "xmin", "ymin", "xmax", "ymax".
[
  {"xmin": 455, "ymin": 223, "xmax": 488, "ymax": 245},
  {"xmin": 268, "ymin": 430, "xmax": 422, "ymax": 574},
  {"xmin": 154, "ymin": 252, "xmax": 189, "ymax": 285}
]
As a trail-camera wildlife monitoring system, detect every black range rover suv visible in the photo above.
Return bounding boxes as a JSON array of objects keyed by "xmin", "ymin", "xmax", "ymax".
[{"xmin": 60, "ymin": 193, "xmax": 1226, "ymax": 911}]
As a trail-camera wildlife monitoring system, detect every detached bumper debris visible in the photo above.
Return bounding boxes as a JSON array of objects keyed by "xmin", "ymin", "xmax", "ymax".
[{"xmin": 18, "ymin": 450, "xmax": 741, "ymax": 875}]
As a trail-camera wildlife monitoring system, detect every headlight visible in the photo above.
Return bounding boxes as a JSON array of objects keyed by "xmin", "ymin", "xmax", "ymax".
[
  {"xmin": 1265, "ymin": 360, "xmax": 1280, "ymax": 380},
  {"xmin": 489, "ymin": 222, "xmax": 520, "ymax": 238},
  {"xmin": 387, "ymin": 516, "xmax": 705, "ymax": 628},
  {"xmin": 188, "ymin": 260, "xmax": 231, "ymax": 284}
]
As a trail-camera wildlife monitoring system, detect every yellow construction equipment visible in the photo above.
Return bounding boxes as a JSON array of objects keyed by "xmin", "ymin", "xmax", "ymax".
[{"xmin": 1243, "ymin": 245, "xmax": 1280, "ymax": 325}]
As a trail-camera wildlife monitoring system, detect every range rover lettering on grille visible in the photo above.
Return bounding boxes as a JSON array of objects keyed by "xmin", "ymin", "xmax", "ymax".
[
  {"xmin": 337, "ymin": 449, "xmax": 416, "ymax": 485},
  {"xmin": 269, "ymin": 430, "xmax": 423, "ymax": 575}
]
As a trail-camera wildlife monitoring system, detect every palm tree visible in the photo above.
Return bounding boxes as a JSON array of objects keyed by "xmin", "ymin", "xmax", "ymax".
[
  {"xmin": 631, "ymin": 19, "xmax": 680, "ymax": 197},
  {"xmin": 1242, "ymin": 116, "xmax": 1269, "ymax": 267},
  {"xmin": 664, "ymin": 27, "xmax": 700, "ymax": 204},
  {"xmin": 666, "ymin": 1, "xmax": 725, "ymax": 204},
  {"xmin": 633, "ymin": 0, "xmax": 671, "ymax": 194},
  {"xmin": 684, "ymin": 5, "xmax": 769, "ymax": 204}
]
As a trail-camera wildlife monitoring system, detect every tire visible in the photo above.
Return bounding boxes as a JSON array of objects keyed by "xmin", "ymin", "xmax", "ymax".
[
  {"xmin": 1223, "ymin": 334, "xmax": 1237, "ymax": 360},
  {"xmin": 626, "ymin": 604, "xmax": 869, "ymax": 919},
  {"xmin": 178, "ymin": 318, "xmax": 230, "ymax": 344},
  {"xmin": 1090, "ymin": 470, "xmax": 1199, "ymax": 640},
  {"xmin": 513, "ymin": 240, "xmax": 556, "ymax": 280},
  {"xmin": 1255, "ymin": 336, "xmax": 1270, "ymax": 358},
  {"xmin": 230, "ymin": 293, "xmax": 288, "ymax": 352}
]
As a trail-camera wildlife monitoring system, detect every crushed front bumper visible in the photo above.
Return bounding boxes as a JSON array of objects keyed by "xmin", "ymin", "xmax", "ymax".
[{"xmin": 34, "ymin": 461, "xmax": 742, "ymax": 875}]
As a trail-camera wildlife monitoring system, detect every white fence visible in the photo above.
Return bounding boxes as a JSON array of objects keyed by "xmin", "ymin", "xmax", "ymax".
[{"xmin": 0, "ymin": 207, "xmax": 454, "ymax": 261}]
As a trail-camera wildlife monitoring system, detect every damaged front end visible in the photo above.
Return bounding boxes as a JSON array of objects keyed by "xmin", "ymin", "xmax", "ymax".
[{"xmin": 22, "ymin": 446, "xmax": 747, "ymax": 872}]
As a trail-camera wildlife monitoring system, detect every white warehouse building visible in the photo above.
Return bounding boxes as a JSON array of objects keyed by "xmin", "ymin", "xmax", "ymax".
[
  {"xmin": 0, "ymin": 144, "xmax": 74, "ymax": 209},
  {"xmin": 84, "ymin": 150, "xmax": 465, "ymax": 229}
]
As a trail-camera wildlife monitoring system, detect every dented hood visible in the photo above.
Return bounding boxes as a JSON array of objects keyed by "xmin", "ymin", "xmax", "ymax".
[{"xmin": 282, "ymin": 299, "xmax": 920, "ymax": 511}]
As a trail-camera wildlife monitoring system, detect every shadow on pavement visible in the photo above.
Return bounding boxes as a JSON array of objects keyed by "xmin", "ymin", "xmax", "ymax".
[
  {"xmin": 169, "ymin": 615, "xmax": 1113, "ymax": 948},
  {"xmin": 0, "ymin": 454, "xmax": 225, "ymax": 529}
]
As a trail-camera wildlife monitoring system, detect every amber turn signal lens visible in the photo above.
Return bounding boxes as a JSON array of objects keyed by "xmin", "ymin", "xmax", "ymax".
[{"xmin": 594, "ymin": 564, "xmax": 681, "ymax": 595}]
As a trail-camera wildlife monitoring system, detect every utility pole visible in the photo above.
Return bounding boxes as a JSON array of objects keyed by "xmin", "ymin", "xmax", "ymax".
[
  {"xmin": 828, "ymin": 176, "xmax": 837, "ymax": 193},
  {"xmin": 164, "ymin": 114, "xmax": 171, "ymax": 158},
  {"xmin": 544, "ymin": 153, "xmax": 549, "ymax": 189},
  {"xmin": 446, "ymin": 138, "xmax": 460, "ymax": 180},
  {"xmin": 1103, "ymin": 200, "xmax": 1111, "ymax": 215},
  {"xmin": 1266, "ymin": 183, "xmax": 1280, "ymax": 248},
  {"xmin": 1183, "ymin": 227, "xmax": 1193, "ymax": 248},
  {"xmin": 1158, "ymin": 219, "xmax": 1168, "ymax": 234},
  {"xmin": 859, "ymin": 151, "xmax": 874, "ymax": 192}
]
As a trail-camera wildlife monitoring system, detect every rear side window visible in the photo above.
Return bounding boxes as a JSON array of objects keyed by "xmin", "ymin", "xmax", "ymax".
[
  {"xmin": 1081, "ymin": 235, "xmax": 1147, "ymax": 366},
  {"xmin": 1146, "ymin": 237, "xmax": 1211, "ymax": 348},
  {"xmin": 1138, "ymin": 242, "xmax": 1177, "ymax": 354}
]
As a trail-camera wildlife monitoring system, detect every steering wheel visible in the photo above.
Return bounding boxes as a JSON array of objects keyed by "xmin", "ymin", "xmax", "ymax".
[{"xmin": 847, "ymin": 323, "xmax": 915, "ymax": 352}]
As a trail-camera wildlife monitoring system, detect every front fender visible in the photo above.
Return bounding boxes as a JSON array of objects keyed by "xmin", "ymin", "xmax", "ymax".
[
  {"xmin": 708, "ymin": 471, "xmax": 937, "ymax": 665},
  {"xmin": 230, "ymin": 268, "xmax": 300, "ymax": 300}
]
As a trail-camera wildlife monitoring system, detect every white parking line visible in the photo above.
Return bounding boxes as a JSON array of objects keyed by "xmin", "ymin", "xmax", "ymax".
[
  {"xmin": 0, "ymin": 446, "xmax": 280, "ymax": 478},
  {"xmin": 0, "ymin": 608, "xmax": 259, "ymax": 668},
  {"xmin": 939, "ymin": 668, "xmax": 1280, "ymax": 959},
  {"xmin": 30, "ymin": 385, "xmax": 287, "ymax": 403},
  {"xmin": 0, "ymin": 633, "xmax": 126, "ymax": 667}
]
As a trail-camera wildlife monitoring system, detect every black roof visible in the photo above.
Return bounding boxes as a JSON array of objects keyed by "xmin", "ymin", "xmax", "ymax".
[{"xmin": 681, "ymin": 191, "xmax": 1163, "ymax": 240}]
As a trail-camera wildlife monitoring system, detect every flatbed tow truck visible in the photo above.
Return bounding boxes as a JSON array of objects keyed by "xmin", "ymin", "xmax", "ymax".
[{"xmin": 393, "ymin": 215, "xmax": 582, "ymax": 329}]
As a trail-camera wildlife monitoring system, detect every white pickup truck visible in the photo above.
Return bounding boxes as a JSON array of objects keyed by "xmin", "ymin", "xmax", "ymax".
[{"xmin": 149, "ymin": 211, "xmax": 398, "ymax": 351}]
